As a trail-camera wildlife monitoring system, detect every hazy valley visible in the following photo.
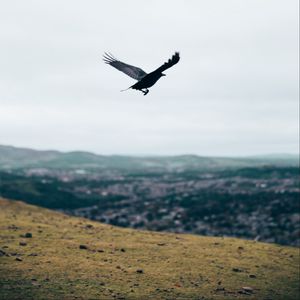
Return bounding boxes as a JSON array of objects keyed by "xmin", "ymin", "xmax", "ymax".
[{"xmin": 1, "ymin": 145, "xmax": 299, "ymax": 246}]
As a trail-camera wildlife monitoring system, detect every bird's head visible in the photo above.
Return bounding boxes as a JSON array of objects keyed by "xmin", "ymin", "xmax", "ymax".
[{"xmin": 161, "ymin": 73, "xmax": 166, "ymax": 77}]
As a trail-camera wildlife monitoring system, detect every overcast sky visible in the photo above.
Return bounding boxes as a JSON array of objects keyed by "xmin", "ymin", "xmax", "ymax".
[{"xmin": 0, "ymin": 0, "xmax": 298, "ymax": 156}]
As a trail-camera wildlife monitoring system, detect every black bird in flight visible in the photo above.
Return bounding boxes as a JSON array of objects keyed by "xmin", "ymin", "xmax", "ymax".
[{"xmin": 103, "ymin": 52, "xmax": 180, "ymax": 95}]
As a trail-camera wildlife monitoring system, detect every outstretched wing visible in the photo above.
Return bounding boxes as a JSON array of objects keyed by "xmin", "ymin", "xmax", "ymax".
[
  {"xmin": 103, "ymin": 53, "xmax": 147, "ymax": 81},
  {"xmin": 154, "ymin": 52, "xmax": 180, "ymax": 73}
]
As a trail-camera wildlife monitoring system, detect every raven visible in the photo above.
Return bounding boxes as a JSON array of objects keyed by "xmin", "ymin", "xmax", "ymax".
[{"xmin": 103, "ymin": 52, "xmax": 180, "ymax": 95}]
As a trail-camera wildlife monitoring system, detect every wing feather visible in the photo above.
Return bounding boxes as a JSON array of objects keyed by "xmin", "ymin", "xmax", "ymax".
[
  {"xmin": 154, "ymin": 52, "xmax": 180, "ymax": 73},
  {"xmin": 103, "ymin": 53, "xmax": 147, "ymax": 81}
]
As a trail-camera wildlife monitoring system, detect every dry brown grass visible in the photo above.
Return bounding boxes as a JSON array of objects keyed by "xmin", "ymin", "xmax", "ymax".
[{"xmin": 0, "ymin": 197, "xmax": 299, "ymax": 300}]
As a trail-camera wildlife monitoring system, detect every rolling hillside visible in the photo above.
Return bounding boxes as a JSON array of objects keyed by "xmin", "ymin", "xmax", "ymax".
[
  {"xmin": 0, "ymin": 145, "xmax": 298, "ymax": 170},
  {"xmin": 0, "ymin": 198, "xmax": 299, "ymax": 300}
]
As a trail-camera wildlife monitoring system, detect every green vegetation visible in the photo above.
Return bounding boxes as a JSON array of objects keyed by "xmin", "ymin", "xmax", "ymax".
[
  {"xmin": 1, "ymin": 166, "xmax": 299, "ymax": 246},
  {"xmin": 0, "ymin": 145, "xmax": 298, "ymax": 171},
  {"xmin": 0, "ymin": 171, "xmax": 101, "ymax": 209},
  {"xmin": 0, "ymin": 198, "xmax": 299, "ymax": 300}
]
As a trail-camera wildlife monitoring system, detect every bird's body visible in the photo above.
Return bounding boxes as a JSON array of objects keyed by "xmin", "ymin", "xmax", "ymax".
[
  {"xmin": 131, "ymin": 71, "xmax": 165, "ymax": 95},
  {"xmin": 103, "ymin": 52, "xmax": 180, "ymax": 95}
]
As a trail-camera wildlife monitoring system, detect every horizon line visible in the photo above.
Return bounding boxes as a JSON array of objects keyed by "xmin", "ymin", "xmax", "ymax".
[{"xmin": 1, "ymin": 144, "xmax": 299, "ymax": 159}]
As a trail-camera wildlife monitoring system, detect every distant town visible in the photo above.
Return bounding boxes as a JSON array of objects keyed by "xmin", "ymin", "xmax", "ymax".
[{"xmin": 1, "ymin": 163, "xmax": 299, "ymax": 246}]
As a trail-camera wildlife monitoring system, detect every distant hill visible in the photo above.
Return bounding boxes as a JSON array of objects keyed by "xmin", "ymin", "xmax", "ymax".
[
  {"xmin": 0, "ymin": 197, "xmax": 299, "ymax": 300},
  {"xmin": 0, "ymin": 145, "xmax": 298, "ymax": 171}
]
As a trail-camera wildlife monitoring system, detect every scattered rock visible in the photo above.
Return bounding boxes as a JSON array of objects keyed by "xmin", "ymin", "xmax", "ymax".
[
  {"xmin": 98, "ymin": 249, "xmax": 105, "ymax": 253},
  {"xmin": 86, "ymin": 224, "xmax": 93, "ymax": 229},
  {"xmin": 15, "ymin": 257, "xmax": 23, "ymax": 262},
  {"xmin": 232, "ymin": 268, "xmax": 243, "ymax": 272},
  {"xmin": 20, "ymin": 232, "xmax": 32, "ymax": 238},
  {"xmin": 157, "ymin": 243, "xmax": 166, "ymax": 246},
  {"xmin": 136, "ymin": 269, "xmax": 144, "ymax": 274},
  {"xmin": 8, "ymin": 225, "xmax": 19, "ymax": 230},
  {"xmin": 19, "ymin": 242, "xmax": 27, "ymax": 246},
  {"xmin": 28, "ymin": 253, "xmax": 38, "ymax": 256},
  {"xmin": 120, "ymin": 248, "xmax": 126, "ymax": 252},
  {"xmin": 238, "ymin": 286, "xmax": 254, "ymax": 295},
  {"xmin": 249, "ymin": 274, "xmax": 257, "ymax": 278},
  {"xmin": 0, "ymin": 249, "xmax": 7, "ymax": 257},
  {"xmin": 79, "ymin": 245, "xmax": 88, "ymax": 250}
]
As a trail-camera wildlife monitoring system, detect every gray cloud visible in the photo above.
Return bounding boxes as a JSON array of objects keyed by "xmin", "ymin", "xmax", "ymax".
[{"xmin": 0, "ymin": 0, "xmax": 298, "ymax": 155}]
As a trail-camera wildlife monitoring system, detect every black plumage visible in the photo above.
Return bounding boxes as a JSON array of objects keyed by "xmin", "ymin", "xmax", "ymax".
[{"xmin": 103, "ymin": 52, "xmax": 180, "ymax": 95}]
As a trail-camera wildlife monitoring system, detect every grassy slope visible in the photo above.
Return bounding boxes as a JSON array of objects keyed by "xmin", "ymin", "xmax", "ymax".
[{"xmin": 0, "ymin": 198, "xmax": 299, "ymax": 300}]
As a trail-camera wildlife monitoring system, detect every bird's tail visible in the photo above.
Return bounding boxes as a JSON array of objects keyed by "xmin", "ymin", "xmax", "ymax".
[{"xmin": 120, "ymin": 86, "xmax": 132, "ymax": 92}]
